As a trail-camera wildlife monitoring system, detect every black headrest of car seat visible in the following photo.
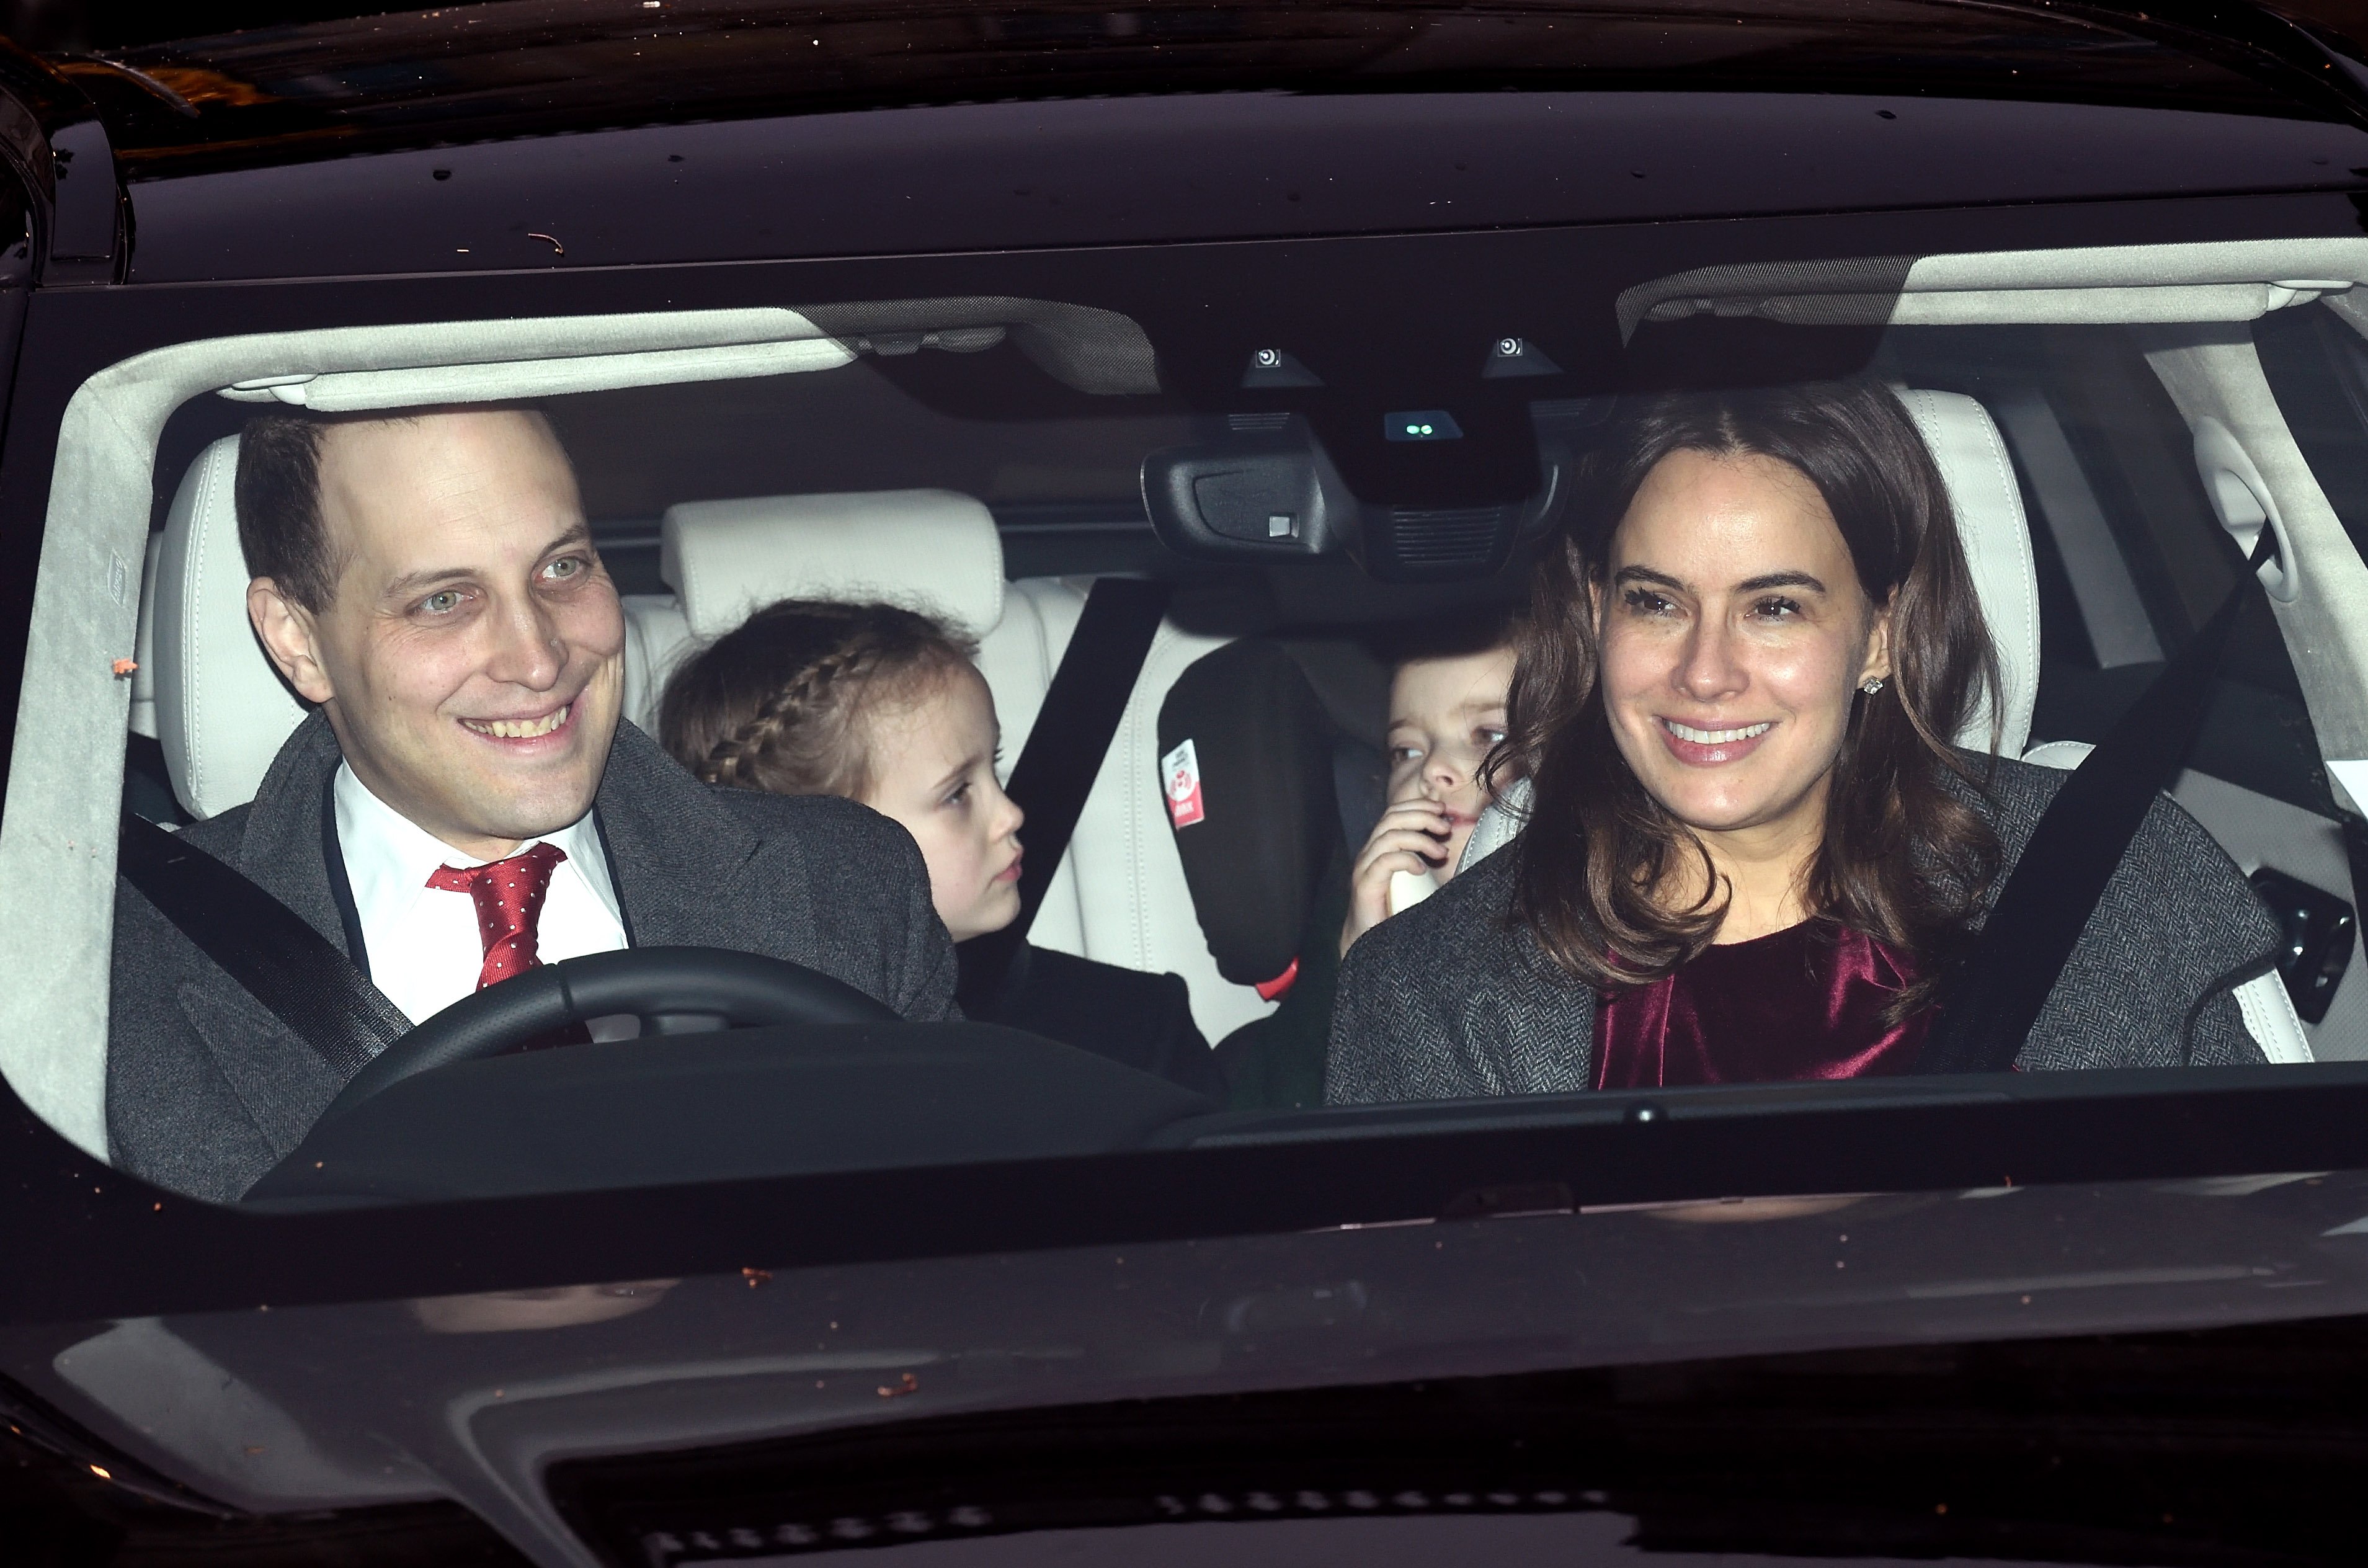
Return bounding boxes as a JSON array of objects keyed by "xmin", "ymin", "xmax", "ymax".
[{"xmin": 1159, "ymin": 640, "xmax": 1373, "ymax": 989}]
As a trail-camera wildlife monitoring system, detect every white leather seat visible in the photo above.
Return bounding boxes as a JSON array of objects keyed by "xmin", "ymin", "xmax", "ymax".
[
  {"xmin": 622, "ymin": 489, "xmax": 1009, "ymax": 736},
  {"xmin": 150, "ymin": 434, "xmax": 309, "ymax": 821},
  {"xmin": 987, "ymin": 577, "xmax": 1245, "ymax": 1034},
  {"xmin": 663, "ymin": 489, "xmax": 1008, "ymax": 642},
  {"xmin": 1894, "ymin": 386, "xmax": 2041, "ymax": 757}
]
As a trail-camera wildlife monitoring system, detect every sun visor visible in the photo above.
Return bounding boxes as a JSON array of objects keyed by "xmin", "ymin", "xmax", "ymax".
[
  {"xmin": 1617, "ymin": 240, "xmax": 2368, "ymax": 342},
  {"xmin": 216, "ymin": 307, "xmax": 853, "ymax": 409},
  {"xmin": 221, "ymin": 341, "xmax": 854, "ymax": 410},
  {"xmin": 211, "ymin": 299, "xmax": 1161, "ymax": 409},
  {"xmin": 1618, "ymin": 257, "xmax": 1919, "ymax": 344},
  {"xmin": 799, "ymin": 296, "xmax": 1160, "ymax": 394}
]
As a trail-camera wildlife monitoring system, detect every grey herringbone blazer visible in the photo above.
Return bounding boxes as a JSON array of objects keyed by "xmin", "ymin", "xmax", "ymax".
[
  {"xmin": 1325, "ymin": 755, "xmax": 2280, "ymax": 1104},
  {"xmin": 108, "ymin": 713, "xmax": 956, "ymax": 1201}
]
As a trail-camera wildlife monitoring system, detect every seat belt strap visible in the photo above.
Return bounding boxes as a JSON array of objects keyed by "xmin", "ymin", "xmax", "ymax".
[
  {"xmin": 1916, "ymin": 533, "xmax": 2274, "ymax": 1074},
  {"xmin": 958, "ymin": 577, "xmax": 1172, "ymax": 1002},
  {"xmin": 117, "ymin": 809, "xmax": 409, "ymax": 1077}
]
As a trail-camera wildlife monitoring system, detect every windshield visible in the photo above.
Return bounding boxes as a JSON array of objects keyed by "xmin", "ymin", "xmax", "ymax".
[{"xmin": 12, "ymin": 214, "xmax": 2368, "ymax": 1209}]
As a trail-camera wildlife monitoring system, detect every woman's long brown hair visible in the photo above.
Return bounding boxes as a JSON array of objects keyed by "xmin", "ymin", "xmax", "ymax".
[{"xmin": 1497, "ymin": 380, "xmax": 2003, "ymax": 1015}]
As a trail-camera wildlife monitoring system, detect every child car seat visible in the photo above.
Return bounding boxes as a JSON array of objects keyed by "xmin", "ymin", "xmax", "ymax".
[{"xmin": 1155, "ymin": 638, "xmax": 1387, "ymax": 1103}]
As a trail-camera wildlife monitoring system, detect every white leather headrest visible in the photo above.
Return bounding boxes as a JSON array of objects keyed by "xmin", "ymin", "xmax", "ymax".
[
  {"xmin": 1894, "ymin": 388, "xmax": 2040, "ymax": 757},
  {"xmin": 151, "ymin": 434, "xmax": 309, "ymax": 821},
  {"xmin": 661, "ymin": 489, "xmax": 1005, "ymax": 640}
]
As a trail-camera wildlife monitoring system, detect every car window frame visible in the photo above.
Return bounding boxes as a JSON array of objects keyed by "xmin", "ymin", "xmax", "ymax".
[{"xmin": 9, "ymin": 192, "xmax": 2368, "ymax": 1325}]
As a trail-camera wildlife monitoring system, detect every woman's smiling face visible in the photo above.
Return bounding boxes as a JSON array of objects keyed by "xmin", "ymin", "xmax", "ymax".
[{"xmin": 1595, "ymin": 447, "xmax": 1891, "ymax": 845}]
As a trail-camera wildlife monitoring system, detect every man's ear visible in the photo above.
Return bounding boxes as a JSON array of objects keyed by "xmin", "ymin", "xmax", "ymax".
[{"xmin": 247, "ymin": 579, "xmax": 336, "ymax": 705}]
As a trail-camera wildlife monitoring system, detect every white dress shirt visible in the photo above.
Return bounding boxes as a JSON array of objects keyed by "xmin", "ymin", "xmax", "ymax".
[{"xmin": 332, "ymin": 764, "xmax": 629, "ymax": 1025}]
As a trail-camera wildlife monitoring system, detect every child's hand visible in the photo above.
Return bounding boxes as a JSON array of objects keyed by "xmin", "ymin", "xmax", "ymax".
[{"xmin": 1340, "ymin": 799, "xmax": 1453, "ymax": 956}]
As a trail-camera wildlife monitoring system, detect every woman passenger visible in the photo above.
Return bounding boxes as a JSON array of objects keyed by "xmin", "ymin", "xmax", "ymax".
[
  {"xmin": 1324, "ymin": 380, "xmax": 2279, "ymax": 1102},
  {"xmin": 661, "ymin": 599, "xmax": 1217, "ymax": 1095}
]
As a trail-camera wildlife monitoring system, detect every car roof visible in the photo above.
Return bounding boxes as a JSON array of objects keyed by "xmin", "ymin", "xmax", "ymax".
[
  {"xmin": 58, "ymin": 0, "xmax": 2359, "ymax": 180},
  {"xmin": 19, "ymin": 1, "xmax": 2362, "ymax": 286}
]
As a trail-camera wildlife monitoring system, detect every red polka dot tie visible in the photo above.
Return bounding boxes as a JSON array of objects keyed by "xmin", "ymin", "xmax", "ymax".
[{"xmin": 426, "ymin": 842, "xmax": 569, "ymax": 992}]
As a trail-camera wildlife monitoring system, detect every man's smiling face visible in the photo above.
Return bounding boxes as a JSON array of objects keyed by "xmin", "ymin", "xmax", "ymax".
[{"xmin": 250, "ymin": 409, "xmax": 625, "ymax": 860}]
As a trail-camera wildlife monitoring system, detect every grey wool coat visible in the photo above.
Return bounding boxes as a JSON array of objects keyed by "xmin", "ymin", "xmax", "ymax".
[
  {"xmin": 1325, "ymin": 755, "xmax": 2281, "ymax": 1105},
  {"xmin": 108, "ymin": 713, "xmax": 957, "ymax": 1201}
]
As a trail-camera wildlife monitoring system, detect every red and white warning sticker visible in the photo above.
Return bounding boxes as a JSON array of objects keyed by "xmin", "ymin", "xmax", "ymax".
[{"xmin": 1161, "ymin": 738, "xmax": 1206, "ymax": 829}]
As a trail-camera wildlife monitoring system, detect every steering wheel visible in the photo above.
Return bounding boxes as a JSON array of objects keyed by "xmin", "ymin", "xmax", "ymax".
[{"xmin": 315, "ymin": 946, "xmax": 897, "ymax": 1127}]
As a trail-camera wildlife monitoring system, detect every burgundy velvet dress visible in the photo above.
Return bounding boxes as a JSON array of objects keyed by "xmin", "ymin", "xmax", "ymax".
[{"xmin": 1593, "ymin": 922, "xmax": 1930, "ymax": 1089}]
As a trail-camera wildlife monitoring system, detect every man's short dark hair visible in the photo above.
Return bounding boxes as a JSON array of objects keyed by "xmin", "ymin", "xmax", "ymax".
[
  {"xmin": 234, "ymin": 410, "xmax": 342, "ymax": 613},
  {"xmin": 234, "ymin": 403, "xmax": 563, "ymax": 614}
]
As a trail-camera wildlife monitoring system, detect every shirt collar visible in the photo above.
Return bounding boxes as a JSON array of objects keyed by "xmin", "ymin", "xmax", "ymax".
[{"xmin": 331, "ymin": 762, "xmax": 621, "ymax": 927}]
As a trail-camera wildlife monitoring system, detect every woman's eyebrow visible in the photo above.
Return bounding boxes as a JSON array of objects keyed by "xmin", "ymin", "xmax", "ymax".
[
  {"xmin": 1611, "ymin": 564, "xmax": 1686, "ymax": 590},
  {"xmin": 1737, "ymin": 570, "xmax": 1827, "ymax": 593}
]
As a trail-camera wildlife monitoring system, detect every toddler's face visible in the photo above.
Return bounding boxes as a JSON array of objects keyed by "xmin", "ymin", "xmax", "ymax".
[
  {"xmin": 1386, "ymin": 644, "xmax": 1518, "ymax": 878},
  {"xmin": 860, "ymin": 666, "xmax": 1026, "ymax": 943}
]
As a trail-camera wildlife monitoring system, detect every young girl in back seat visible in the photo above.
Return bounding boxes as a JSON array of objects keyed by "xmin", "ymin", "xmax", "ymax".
[{"xmin": 659, "ymin": 599, "xmax": 1218, "ymax": 1097}]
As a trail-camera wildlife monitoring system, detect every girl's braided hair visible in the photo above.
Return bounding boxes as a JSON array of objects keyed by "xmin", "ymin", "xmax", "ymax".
[{"xmin": 658, "ymin": 599, "xmax": 977, "ymax": 799}]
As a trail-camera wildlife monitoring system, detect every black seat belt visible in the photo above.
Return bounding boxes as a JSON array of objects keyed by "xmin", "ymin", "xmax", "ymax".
[
  {"xmin": 1916, "ymin": 532, "xmax": 2275, "ymax": 1074},
  {"xmin": 958, "ymin": 576, "xmax": 1173, "ymax": 1005},
  {"xmin": 117, "ymin": 808, "xmax": 408, "ymax": 1077}
]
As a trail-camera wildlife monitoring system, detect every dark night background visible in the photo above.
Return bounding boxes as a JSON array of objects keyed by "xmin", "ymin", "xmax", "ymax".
[{"xmin": 0, "ymin": 1, "xmax": 373, "ymax": 50}]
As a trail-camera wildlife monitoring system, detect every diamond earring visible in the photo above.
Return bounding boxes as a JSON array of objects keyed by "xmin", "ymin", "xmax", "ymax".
[{"xmin": 1860, "ymin": 677, "xmax": 1887, "ymax": 695}]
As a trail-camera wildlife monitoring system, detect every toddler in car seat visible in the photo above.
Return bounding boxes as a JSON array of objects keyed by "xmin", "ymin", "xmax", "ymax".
[
  {"xmin": 658, "ymin": 599, "xmax": 1217, "ymax": 1096},
  {"xmin": 1339, "ymin": 611, "xmax": 1521, "ymax": 956},
  {"xmin": 1173, "ymin": 608, "xmax": 1521, "ymax": 1112}
]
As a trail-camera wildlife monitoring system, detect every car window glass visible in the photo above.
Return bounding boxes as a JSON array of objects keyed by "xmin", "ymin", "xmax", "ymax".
[{"xmin": 9, "ymin": 232, "xmax": 2368, "ymax": 1209}]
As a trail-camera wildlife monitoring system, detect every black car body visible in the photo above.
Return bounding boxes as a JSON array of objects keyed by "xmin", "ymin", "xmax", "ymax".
[{"xmin": 8, "ymin": 2, "xmax": 2368, "ymax": 1563}]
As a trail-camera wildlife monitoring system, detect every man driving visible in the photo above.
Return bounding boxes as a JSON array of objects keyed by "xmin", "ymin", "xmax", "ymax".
[{"xmin": 108, "ymin": 405, "xmax": 956, "ymax": 1203}]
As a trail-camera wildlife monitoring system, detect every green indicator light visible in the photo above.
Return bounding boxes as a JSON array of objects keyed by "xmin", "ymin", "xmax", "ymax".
[{"xmin": 1384, "ymin": 409, "xmax": 1462, "ymax": 442}]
